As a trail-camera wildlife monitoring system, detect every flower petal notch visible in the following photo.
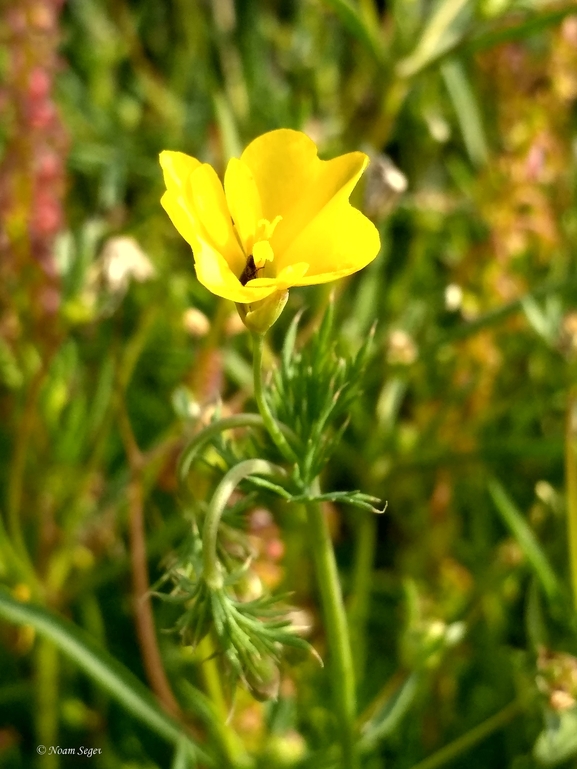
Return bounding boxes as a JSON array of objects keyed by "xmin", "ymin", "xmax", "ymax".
[{"xmin": 160, "ymin": 129, "xmax": 381, "ymax": 330}]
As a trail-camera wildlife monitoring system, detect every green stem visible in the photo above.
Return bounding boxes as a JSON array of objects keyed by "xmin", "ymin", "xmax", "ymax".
[
  {"xmin": 566, "ymin": 391, "xmax": 577, "ymax": 611},
  {"xmin": 178, "ymin": 413, "xmax": 298, "ymax": 487},
  {"xmin": 348, "ymin": 511, "xmax": 377, "ymax": 678},
  {"xmin": 202, "ymin": 459, "xmax": 284, "ymax": 588},
  {"xmin": 35, "ymin": 638, "xmax": 60, "ymax": 769},
  {"xmin": 251, "ymin": 333, "xmax": 299, "ymax": 464},
  {"xmin": 250, "ymin": 330, "xmax": 357, "ymax": 766},
  {"xmin": 306, "ymin": 479, "xmax": 358, "ymax": 769},
  {"xmin": 408, "ymin": 699, "xmax": 521, "ymax": 769},
  {"xmin": 7, "ymin": 368, "xmax": 46, "ymax": 580},
  {"xmin": 194, "ymin": 637, "xmax": 250, "ymax": 768},
  {"xmin": 0, "ymin": 511, "xmax": 41, "ymax": 594}
]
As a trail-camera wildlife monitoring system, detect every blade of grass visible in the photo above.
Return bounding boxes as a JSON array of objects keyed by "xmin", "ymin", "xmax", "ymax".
[
  {"xmin": 171, "ymin": 736, "xmax": 197, "ymax": 769},
  {"xmin": 213, "ymin": 91, "xmax": 242, "ymax": 161},
  {"xmin": 323, "ymin": 0, "xmax": 385, "ymax": 63},
  {"xmin": 429, "ymin": 273, "xmax": 577, "ymax": 348},
  {"xmin": 466, "ymin": 3, "xmax": 577, "ymax": 54},
  {"xmin": 488, "ymin": 479, "xmax": 560, "ymax": 601},
  {"xmin": 360, "ymin": 671, "xmax": 422, "ymax": 753},
  {"xmin": 396, "ymin": 0, "xmax": 473, "ymax": 78},
  {"xmin": 0, "ymin": 590, "xmax": 208, "ymax": 763},
  {"xmin": 441, "ymin": 58, "xmax": 488, "ymax": 166},
  {"xmin": 408, "ymin": 699, "xmax": 521, "ymax": 769},
  {"xmin": 398, "ymin": 3, "xmax": 577, "ymax": 74},
  {"xmin": 565, "ymin": 391, "xmax": 577, "ymax": 611}
]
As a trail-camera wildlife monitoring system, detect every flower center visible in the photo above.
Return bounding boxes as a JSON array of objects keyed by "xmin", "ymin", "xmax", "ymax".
[
  {"xmin": 239, "ymin": 254, "xmax": 261, "ymax": 286},
  {"xmin": 238, "ymin": 215, "xmax": 282, "ymax": 285}
]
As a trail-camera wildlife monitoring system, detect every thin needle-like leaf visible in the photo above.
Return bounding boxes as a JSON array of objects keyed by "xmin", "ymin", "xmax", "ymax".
[{"xmin": 488, "ymin": 479, "xmax": 560, "ymax": 601}]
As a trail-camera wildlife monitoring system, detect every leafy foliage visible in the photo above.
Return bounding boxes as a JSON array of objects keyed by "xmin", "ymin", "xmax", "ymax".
[
  {"xmin": 2, "ymin": 0, "xmax": 577, "ymax": 768},
  {"xmin": 155, "ymin": 517, "xmax": 313, "ymax": 700},
  {"xmin": 272, "ymin": 303, "xmax": 375, "ymax": 485}
]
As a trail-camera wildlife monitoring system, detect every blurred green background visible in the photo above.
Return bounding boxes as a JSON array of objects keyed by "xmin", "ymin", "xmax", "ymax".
[{"xmin": 2, "ymin": 0, "xmax": 577, "ymax": 767}]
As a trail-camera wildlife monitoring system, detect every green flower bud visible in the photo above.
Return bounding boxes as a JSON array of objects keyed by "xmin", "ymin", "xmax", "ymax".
[
  {"xmin": 236, "ymin": 290, "xmax": 289, "ymax": 335},
  {"xmin": 244, "ymin": 656, "xmax": 281, "ymax": 701},
  {"xmin": 262, "ymin": 731, "xmax": 307, "ymax": 766}
]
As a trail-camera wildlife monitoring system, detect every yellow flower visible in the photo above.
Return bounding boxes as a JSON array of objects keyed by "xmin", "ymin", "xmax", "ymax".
[{"xmin": 159, "ymin": 129, "xmax": 380, "ymax": 310}]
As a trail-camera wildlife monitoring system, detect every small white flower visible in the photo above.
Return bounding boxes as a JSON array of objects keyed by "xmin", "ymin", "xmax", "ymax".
[
  {"xmin": 445, "ymin": 283, "xmax": 463, "ymax": 312},
  {"xmin": 100, "ymin": 236, "xmax": 155, "ymax": 293}
]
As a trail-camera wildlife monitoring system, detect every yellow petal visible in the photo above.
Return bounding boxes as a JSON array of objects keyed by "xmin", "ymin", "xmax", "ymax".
[
  {"xmin": 159, "ymin": 150, "xmax": 201, "ymax": 192},
  {"xmin": 187, "ymin": 164, "xmax": 245, "ymax": 277},
  {"xmin": 224, "ymin": 158, "xmax": 262, "ymax": 254},
  {"xmin": 159, "ymin": 152, "xmax": 204, "ymax": 247},
  {"xmin": 275, "ymin": 262, "xmax": 309, "ymax": 289},
  {"xmin": 160, "ymin": 190, "xmax": 199, "ymax": 247},
  {"xmin": 279, "ymin": 188, "xmax": 380, "ymax": 282},
  {"xmin": 240, "ymin": 129, "xmax": 369, "ymax": 257},
  {"xmin": 246, "ymin": 262, "xmax": 310, "ymax": 291}
]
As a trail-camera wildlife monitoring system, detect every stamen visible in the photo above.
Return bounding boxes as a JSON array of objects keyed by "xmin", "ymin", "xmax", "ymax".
[
  {"xmin": 238, "ymin": 215, "xmax": 281, "ymax": 284},
  {"xmin": 252, "ymin": 240, "xmax": 274, "ymax": 267},
  {"xmin": 255, "ymin": 215, "xmax": 282, "ymax": 242}
]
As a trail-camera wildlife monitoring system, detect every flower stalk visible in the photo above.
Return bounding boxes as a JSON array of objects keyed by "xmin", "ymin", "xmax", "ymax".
[
  {"xmin": 202, "ymin": 458, "xmax": 284, "ymax": 589},
  {"xmin": 305, "ymin": 482, "xmax": 358, "ymax": 769},
  {"xmin": 252, "ymin": 338, "xmax": 358, "ymax": 768},
  {"xmin": 565, "ymin": 391, "xmax": 577, "ymax": 611},
  {"xmin": 251, "ymin": 333, "xmax": 299, "ymax": 465}
]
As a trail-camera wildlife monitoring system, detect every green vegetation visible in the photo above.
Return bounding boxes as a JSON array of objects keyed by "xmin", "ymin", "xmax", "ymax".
[{"xmin": 2, "ymin": 1, "xmax": 577, "ymax": 768}]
